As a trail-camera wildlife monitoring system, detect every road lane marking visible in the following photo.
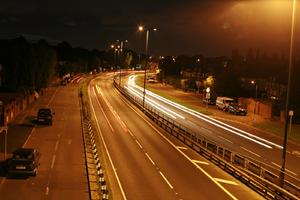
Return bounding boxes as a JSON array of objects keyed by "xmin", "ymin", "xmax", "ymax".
[
  {"xmin": 128, "ymin": 129, "xmax": 134, "ymax": 137},
  {"xmin": 118, "ymin": 90, "xmax": 238, "ymax": 200},
  {"xmin": 214, "ymin": 178, "xmax": 238, "ymax": 185},
  {"xmin": 177, "ymin": 146, "xmax": 188, "ymax": 150},
  {"xmin": 159, "ymin": 171, "xmax": 174, "ymax": 189},
  {"xmin": 271, "ymin": 162, "xmax": 298, "ymax": 176},
  {"xmin": 51, "ymin": 155, "xmax": 56, "ymax": 169},
  {"xmin": 47, "ymin": 87, "xmax": 59, "ymax": 107},
  {"xmin": 97, "ymin": 85, "xmax": 128, "ymax": 133},
  {"xmin": 145, "ymin": 153, "xmax": 156, "ymax": 166},
  {"xmin": 23, "ymin": 128, "xmax": 35, "ymax": 147},
  {"xmin": 54, "ymin": 141, "xmax": 59, "ymax": 152},
  {"xmin": 240, "ymin": 146, "xmax": 261, "ymax": 158},
  {"xmin": 68, "ymin": 139, "xmax": 72, "ymax": 145},
  {"xmin": 93, "ymin": 87, "xmax": 115, "ymax": 133},
  {"xmin": 135, "ymin": 140, "xmax": 143, "ymax": 149},
  {"xmin": 217, "ymin": 135, "xmax": 233, "ymax": 144},
  {"xmin": 45, "ymin": 186, "xmax": 50, "ymax": 195},
  {"xmin": 192, "ymin": 160, "xmax": 209, "ymax": 165},
  {"xmin": 89, "ymin": 82, "xmax": 127, "ymax": 200}
]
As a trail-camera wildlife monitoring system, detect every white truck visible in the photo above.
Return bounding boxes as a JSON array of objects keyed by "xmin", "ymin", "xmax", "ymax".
[{"xmin": 216, "ymin": 97, "xmax": 235, "ymax": 111}]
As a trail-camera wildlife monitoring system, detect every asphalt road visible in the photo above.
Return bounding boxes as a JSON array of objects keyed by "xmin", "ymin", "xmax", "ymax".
[
  {"xmin": 0, "ymin": 80, "xmax": 89, "ymax": 200},
  {"xmin": 88, "ymin": 74, "xmax": 263, "ymax": 200},
  {"xmin": 126, "ymin": 74, "xmax": 300, "ymax": 183}
]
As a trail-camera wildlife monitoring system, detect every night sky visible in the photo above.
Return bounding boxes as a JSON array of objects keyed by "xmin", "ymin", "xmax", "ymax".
[{"xmin": 1, "ymin": 0, "xmax": 299, "ymax": 57}]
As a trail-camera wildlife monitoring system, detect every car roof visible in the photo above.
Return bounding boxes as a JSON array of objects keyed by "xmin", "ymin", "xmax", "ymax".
[
  {"xmin": 13, "ymin": 148, "xmax": 37, "ymax": 155},
  {"xmin": 38, "ymin": 108, "xmax": 51, "ymax": 113}
]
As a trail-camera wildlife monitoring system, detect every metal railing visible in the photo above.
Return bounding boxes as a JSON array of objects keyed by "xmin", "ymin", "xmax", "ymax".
[
  {"xmin": 80, "ymin": 81, "xmax": 109, "ymax": 200},
  {"xmin": 114, "ymin": 80, "xmax": 300, "ymax": 200}
]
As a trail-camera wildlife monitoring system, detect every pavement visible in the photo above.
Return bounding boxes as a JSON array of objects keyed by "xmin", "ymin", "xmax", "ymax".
[{"xmin": 0, "ymin": 91, "xmax": 42, "ymax": 161}]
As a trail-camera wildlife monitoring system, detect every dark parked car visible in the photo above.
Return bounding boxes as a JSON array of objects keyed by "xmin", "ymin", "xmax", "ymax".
[
  {"xmin": 37, "ymin": 108, "xmax": 53, "ymax": 125},
  {"xmin": 7, "ymin": 148, "xmax": 40, "ymax": 176},
  {"xmin": 227, "ymin": 103, "xmax": 247, "ymax": 116}
]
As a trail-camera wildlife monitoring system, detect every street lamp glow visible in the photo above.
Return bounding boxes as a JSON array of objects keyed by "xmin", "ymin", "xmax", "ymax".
[
  {"xmin": 206, "ymin": 87, "xmax": 210, "ymax": 93},
  {"xmin": 110, "ymin": 44, "xmax": 115, "ymax": 49},
  {"xmin": 138, "ymin": 26, "xmax": 144, "ymax": 32}
]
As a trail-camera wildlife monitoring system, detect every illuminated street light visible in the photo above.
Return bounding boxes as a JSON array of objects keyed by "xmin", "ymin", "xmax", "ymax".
[
  {"xmin": 280, "ymin": 0, "xmax": 297, "ymax": 187},
  {"xmin": 138, "ymin": 25, "xmax": 158, "ymax": 107}
]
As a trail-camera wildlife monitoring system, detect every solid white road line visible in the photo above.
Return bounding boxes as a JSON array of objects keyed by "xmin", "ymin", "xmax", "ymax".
[
  {"xmin": 240, "ymin": 146, "xmax": 261, "ymax": 158},
  {"xmin": 271, "ymin": 162, "xmax": 298, "ymax": 176},
  {"xmin": 159, "ymin": 171, "xmax": 174, "ymax": 189},
  {"xmin": 93, "ymin": 87, "xmax": 115, "ymax": 133},
  {"xmin": 217, "ymin": 135, "xmax": 233, "ymax": 144},
  {"xmin": 214, "ymin": 178, "xmax": 238, "ymax": 186},
  {"xmin": 118, "ymin": 87, "xmax": 238, "ymax": 200},
  {"xmin": 89, "ymin": 81, "xmax": 127, "ymax": 200}
]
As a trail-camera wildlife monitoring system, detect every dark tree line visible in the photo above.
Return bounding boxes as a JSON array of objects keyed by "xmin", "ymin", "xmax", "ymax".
[
  {"xmin": 0, "ymin": 37, "xmax": 125, "ymax": 93},
  {"xmin": 0, "ymin": 37, "xmax": 56, "ymax": 93},
  {"xmin": 158, "ymin": 50, "xmax": 300, "ymax": 120}
]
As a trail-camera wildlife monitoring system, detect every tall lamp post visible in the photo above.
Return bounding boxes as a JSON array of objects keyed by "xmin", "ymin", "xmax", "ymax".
[
  {"xmin": 250, "ymin": 80, "xmax": 258, "ymax": 116},
  {"xmin": 138, "ymin": 25, "xmax": 157, "ymax": 107},
  {"xmin": 280, "ymin": 0, "xmax": 297, "ymax": 187}
]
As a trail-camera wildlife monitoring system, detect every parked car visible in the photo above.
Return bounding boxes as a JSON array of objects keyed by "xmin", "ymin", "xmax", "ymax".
[
  {"xmin": 216, "ymin": 97, "xmax": 235, "ymax": 111},
  {"xmin": 37, "ymin": 108, "xmax": 54, "ymax": 125},
  {"xmin": 227, "ymin": 103, "xmax": 247, "ymax": 116},
  {"xmin": 7, "ymin": 148, "xmax": 40, "ymax": 176}
]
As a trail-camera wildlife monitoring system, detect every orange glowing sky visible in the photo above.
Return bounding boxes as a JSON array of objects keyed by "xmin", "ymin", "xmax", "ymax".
[{"xmin": 0, "ymin": 0, "xmax": 299, "ymax": 56}]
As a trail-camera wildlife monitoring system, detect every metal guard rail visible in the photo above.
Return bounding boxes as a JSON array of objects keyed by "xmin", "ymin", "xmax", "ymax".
[{"xmin": 114, "ymin": 80, "xmax": 300, "ymax": 200}]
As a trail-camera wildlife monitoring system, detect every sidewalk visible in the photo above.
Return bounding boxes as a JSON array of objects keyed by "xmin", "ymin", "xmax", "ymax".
[{"xmin": 0, "ymin": 92, "xmax": 41, "ymax": 161}]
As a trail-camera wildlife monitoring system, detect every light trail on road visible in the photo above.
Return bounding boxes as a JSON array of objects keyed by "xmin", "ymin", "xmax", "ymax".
[{"xmin": 127, "ymin": 75, "xmax": 282, "ymax": 149}]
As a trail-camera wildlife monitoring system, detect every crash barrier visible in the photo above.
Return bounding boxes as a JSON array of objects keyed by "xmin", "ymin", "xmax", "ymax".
[
  {"xmin": 80, "ymin": 89, "xmax": 109, "ymax": 200},
  {"xmin": 114, "ymin": 80, "xmax": 300, "ymax": 200}
]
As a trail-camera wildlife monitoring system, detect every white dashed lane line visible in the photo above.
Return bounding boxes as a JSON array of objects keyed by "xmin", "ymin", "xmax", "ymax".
[
  {"xmin": 145, "ymin": 153, "xmax": 156, "ymax": 166},
  {"xmin": 240, "ymin": 146, "xmax": 261, "ymax": 158},
  {"xmin": 159, "ymin": 171, "xmax": 174, "ymax": 189},
  {"xmin": 271, "ymin": 162, "xmax": 298, "ymax": 176},
  {"xmin": 50, "ymin": 155, "xmax": 56, "ymax": 169},
  {"xmin": 218, "ymin": 135, "xmax": 233, "ymax": 144},
  {"xmin": 135, "ymin": 140, "xmax": 143, "ymax": 149}
]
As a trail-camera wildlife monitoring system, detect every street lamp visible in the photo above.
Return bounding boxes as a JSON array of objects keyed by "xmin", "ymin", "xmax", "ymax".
[
  {"xmin": 250, "ymin": 80, "xmax": 258, "ymax": 115},
  {"xmin": 138, "ymin": 25, "xmax": 157, "ymax": 107},
  {"xmin": 280, "ymin": 0, "xmax": 297, "ymax": 187},
  {"xmin": 206, "ymin": 87, "xmax": 210, "ymax": 110},
  {"xmin": 111, "ymin": 40, "xmax": 128, "ymax": 86}
]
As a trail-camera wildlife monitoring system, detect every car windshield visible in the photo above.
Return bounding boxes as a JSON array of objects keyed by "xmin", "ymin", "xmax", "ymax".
[{"xmin": 38, "ymin": 109, "xmax": 51, "ymax": 115}]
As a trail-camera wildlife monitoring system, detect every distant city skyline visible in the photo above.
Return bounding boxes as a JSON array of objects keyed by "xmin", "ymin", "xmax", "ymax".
[{"xmin": 1, "ymin": 0, "xmax": 299, "ymax": 57}]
